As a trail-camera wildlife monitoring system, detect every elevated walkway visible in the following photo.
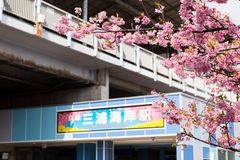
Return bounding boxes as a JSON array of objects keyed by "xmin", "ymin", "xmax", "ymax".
[{"xmin": 0, "ymin": 0, "xmax": 236, "ymax": 101}]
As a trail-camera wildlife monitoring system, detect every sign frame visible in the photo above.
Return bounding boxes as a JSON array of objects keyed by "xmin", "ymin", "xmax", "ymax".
[{"xmin": 57, "ymin": 104, "xmax": 164, "ymax": 133}]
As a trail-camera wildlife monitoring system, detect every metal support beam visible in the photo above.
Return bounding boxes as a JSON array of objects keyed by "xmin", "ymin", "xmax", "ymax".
[{"xmin": 83, "ymin": 0, "xmax": 88, "ymax": 20}]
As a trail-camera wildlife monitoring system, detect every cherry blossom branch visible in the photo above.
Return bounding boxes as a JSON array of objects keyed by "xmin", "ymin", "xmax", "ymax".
[
  {"xmin": 224, "ymin": 123, "xmax": 232, "ymax": 147},
  {"xmin": 192, "ymin": 27, "xmax": 227, "ymax": 33},
  {"xmin": 92, "ymin": 26, "xmax": 228, "ymax": 34},
  {"xmin": 220, "ymin": 46, "xmax": 240, "ymax": 52},
  {"xmin": 181, "ymin": 129, "xmax": 239, "ymax": 152},
  {"xmin": 92, "ymin": 27, "xmax": 162, "ymax": 33},
  {"xmin": 208, "ymin": 14, "xmax": 225, "ymax": 28}
]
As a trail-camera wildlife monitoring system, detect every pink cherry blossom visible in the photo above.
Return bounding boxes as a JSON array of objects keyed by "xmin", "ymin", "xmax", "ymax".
[
  {"xmin": 55, "ymin": 0, "xmax": 240, "ymax": 151},
  {"xmin": 74, "ymin": 7, "xmax": 82, "ymax": 15},
  {"xmin": 141, "ymin": 16, "xmax": 150, "ymax": 25}
]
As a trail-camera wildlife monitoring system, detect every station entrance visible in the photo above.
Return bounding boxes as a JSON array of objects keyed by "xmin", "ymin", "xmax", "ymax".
[
  {"xmin": 115, "ymin": 144, "xmax": 176, "ymax": 160},
  {"xmin": 15, "ymin": 146, "xmax": 76, "ymax": 160},
  {"xmin": 13, "ymin": 142, "xmax": 176, "ymax": 160}
]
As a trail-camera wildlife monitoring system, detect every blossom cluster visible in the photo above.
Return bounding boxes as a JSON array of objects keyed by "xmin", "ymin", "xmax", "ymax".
[{"xmin": 55, "ymin": 0, "xmax": 240, "ymax": 151}]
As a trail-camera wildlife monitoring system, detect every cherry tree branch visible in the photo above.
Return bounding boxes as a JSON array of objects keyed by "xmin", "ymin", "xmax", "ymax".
[{"xmin": 181, "ymin": 129, "xmax": 239, "ymax": 152}]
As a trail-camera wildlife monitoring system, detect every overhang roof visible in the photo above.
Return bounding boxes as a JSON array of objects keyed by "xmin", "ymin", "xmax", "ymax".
[{"xmin": 46, "ymin": 0, "xmax": 181, "ymax": 27}]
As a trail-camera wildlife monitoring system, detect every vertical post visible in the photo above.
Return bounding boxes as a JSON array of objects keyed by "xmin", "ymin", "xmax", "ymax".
[
  {"xmin": 67, "ymin": 13, "xmax": 72, "ymax": 47},
  {"xmin": 103, "ymin": 141, "xmax": 105, "ymax": 160},
  {"xmin": 83, "ymin": 0, "xmax": 88, "ymax": 21},
  {"xmin": 180, "ymin": 148, "xmax": 184, "ymax": 160},
  {"xmin": 77, "ymin": 143, "xmax": 96, "ymax": 160},
  {"xmin": 135, "ymin": 46, "xmax": 140, "ymax": 72},
  {"xmin": 119, "ymin": 43, "xmax": 123, "ymax": 66},
  {"xmin": 204, "ymin": 84, "xmax": 208, "ymax": 100},
  {"xmin": 35, "ymin": 0, "xmax": 43, "ymax": 36},
  {"xmin": 0, "ymin": 0, "xmax": 3, "ymax": 22},
  {"xmin": 210, "ymin": 151, "xmax": 214, "ymax": 160},
  {"xmin": 168, "ymin": 68, "xmax": 172, "ymax": 87},
  {"xmin": 176, "ymin": 146, "xmax": 182, "ymax": 160},
  {"xmin": 153, "ymin": 54, "xmax": 157, "ymax": 81},
  {"xmin": 36, "ymin": 0, "xmax": 41, "ymax": 14},
  {"xmin": 93, "ymin": 36, "xmax": 98, "ymax": 56},
  {"xmin": 97, "ymin": 141, "xmax": 113, "ymax": 160},
  {"xmin": 194, "ymin": 78, "xmax": 197, "ymax": 96},
  {"xmin": 182, "ymin": 80, "xmax": 186, "ymax": 92}
]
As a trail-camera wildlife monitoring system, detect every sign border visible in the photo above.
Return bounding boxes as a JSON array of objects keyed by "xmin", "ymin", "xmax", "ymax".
[{"xmin": 56, "ymin": 104, "xmax": 164, "ymax": 133}]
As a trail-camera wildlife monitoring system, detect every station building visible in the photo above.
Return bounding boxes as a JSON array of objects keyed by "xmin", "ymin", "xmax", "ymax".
[{"xmin": 0, "ymin": 0, "xmax": 238, "ymax": 160}]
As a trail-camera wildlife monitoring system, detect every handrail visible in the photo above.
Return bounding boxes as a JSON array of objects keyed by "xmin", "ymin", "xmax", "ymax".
[{"xmin": 41, "ymin": 1, "xmax": 69, "ymax": 15}]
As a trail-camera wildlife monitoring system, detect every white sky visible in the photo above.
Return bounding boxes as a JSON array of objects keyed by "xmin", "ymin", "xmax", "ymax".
[{"xmin": 207, "ymin": 0, "xmax": 240, "ymax": 25}]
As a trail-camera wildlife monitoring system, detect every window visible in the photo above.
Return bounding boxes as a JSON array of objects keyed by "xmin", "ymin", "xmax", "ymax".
[
  {"xmin": 203, "ymin": 147, "xmax": 210, "ymax": 160},
  {"xmin": 228, "ymin": 152, "xmax": 235, "ymax": 160},
  {"xmin": 218, "ymin": 150, "xmax": 226, "ymax": 160},
  {"xmin": 218, "ymin": 149, "xmax": 235, "ymax": 160}
]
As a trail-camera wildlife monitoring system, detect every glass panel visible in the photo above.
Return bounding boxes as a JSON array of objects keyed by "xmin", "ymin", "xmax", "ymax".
[
  {"xmin": 218, "ymin": 150, "xmax": 226, "ymax": 160},
  {"xmin": 228, "ymin": 151, "xmax": 235, "ymax": 160},
  {"xmin": 16, "ymin": 148, "xmax": 32, "ymax": 160},
  {"xmin": 203, "ymin": 147, "xmax": 209, "ymax": 159}
]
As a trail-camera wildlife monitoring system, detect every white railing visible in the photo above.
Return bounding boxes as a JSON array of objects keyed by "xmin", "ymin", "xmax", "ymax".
[
  {"xmin": 3, "ymin": 0, "xmax": 235, "ymax": 101},
  {"xmin": 3, "ymin": 0, "xmax": 35, "ymax": 21}
]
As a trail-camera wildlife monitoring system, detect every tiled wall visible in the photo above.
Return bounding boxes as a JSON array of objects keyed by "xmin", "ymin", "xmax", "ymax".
[{"xmin": 0, "ymin": 94, "xmax": 180, "ymax": 143}]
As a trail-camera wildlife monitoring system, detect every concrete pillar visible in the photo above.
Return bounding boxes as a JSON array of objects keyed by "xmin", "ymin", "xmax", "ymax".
[
  {"xmin": 96, "ymin": 69, "xmax": 109, "ymax": 100},
  {"xmin": 97, "ymin": 141, "xmax": 114, "ymax": 160}
]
